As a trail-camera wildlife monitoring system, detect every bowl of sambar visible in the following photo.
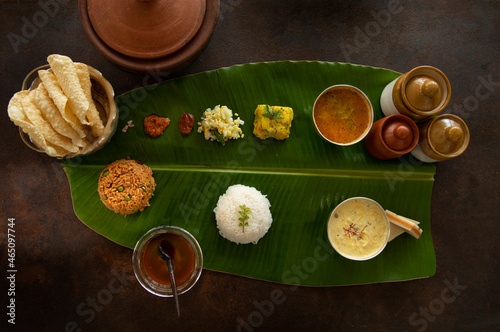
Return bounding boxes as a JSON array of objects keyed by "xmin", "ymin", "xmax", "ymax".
[{"xmin": 312, "ymin": 85, "xmax": 373, "ymax": 146}]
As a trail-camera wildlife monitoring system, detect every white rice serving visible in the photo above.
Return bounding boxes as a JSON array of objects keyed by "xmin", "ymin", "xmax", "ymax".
[{"xmin": 214, "ymin": 184, "xmax": 272, "ymax": 244}]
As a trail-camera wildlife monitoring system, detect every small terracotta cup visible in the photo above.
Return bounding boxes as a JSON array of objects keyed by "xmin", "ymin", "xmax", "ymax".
[{"xmin": 365, "ymin": 114, "xmax": 419, "ymax": 160}]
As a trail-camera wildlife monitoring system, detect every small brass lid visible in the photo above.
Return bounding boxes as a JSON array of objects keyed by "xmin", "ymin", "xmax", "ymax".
[
  {"xmin": 429, "ymin": 115, "xmax": 469, "ymax": 155},
  {"xmin": 406, "ymin": 75, "xmax": 442, "ymax": 111},
  {"xmin": 382, "ymin": 119, "xmax": 415, "ymax": 151}
]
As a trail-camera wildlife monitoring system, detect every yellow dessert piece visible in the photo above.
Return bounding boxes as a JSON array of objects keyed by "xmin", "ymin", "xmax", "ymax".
[{"xmin": 253, "ymin": 105, "xmax": 293, "ymax": 140}]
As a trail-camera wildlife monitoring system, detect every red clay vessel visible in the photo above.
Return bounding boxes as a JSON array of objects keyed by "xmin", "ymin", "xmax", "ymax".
[{"xmin": 365, "ymin": 114, "xmax": 419, "ymax": 160}]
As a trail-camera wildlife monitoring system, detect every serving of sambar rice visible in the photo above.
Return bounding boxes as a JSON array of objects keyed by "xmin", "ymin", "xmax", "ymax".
[{"xmin": 97, "ymin": 159, "xmax": 156, "ymax": 216}]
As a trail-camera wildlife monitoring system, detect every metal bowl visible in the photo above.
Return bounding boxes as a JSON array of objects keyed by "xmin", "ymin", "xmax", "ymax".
[
  {"xmin": 312, "ymin": 84, "xmax": 374, "ymax": 146},
  {"xmin": 20, "ymin": 64, "xmax": 118, "ymax": 159},
  {"xmin": 327, "ymin": 197, "xmax": 391, "ymax": 261}
]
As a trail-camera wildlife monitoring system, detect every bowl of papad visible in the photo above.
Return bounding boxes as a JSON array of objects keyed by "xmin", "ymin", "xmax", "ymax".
[{"xmin": 8, "ymin": 54, "xmax": 118, "ymax": 158}]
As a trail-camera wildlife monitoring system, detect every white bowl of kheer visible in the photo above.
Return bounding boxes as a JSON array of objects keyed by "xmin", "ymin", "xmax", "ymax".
[
  {"xmin": 8, "ymin": 54, "xmax": 118, "ymax": 158},
  {"xmin": 327, "ymin": 197, "xmax": 391, "ymax": 261}
]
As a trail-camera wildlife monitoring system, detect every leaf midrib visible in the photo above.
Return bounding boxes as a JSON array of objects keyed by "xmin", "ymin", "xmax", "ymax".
[{"xmin": 63, "ymin": 163, "xmax": 434, "ymax": 181}]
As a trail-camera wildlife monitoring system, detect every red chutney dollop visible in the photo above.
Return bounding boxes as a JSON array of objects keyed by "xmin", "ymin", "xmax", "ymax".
[
  {"xmin": 144, "ymin": 115, "xmax": 170, "ymax": 137},
  {"xmin": 179, "ymin": 113, "xmax": 195, "ymax": 135}
]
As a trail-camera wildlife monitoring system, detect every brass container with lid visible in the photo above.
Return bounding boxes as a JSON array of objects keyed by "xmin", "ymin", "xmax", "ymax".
[
  {"xmin": 380, "ymin": 66, "xmax": 451, "ymax": 121},
  {"xmin": 411, "ymin": 114, "xmax": 470, "ymax": 162}
]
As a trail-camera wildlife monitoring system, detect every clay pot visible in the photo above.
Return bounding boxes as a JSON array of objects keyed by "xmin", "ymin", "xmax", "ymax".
[
  {"xmin": 380, "ymin": 66, "xmax": 451, "ymax": 121},
  {"xmin": 79, "ymin": 0, "xmax": 220, "ymax": 74},
  {"xmin": 411, "ymin": 114, "xmax": 470, "ymax": 162},
  {"xmin": 365, "ymin": 114, "xmax": 419, "ymax": 160}
]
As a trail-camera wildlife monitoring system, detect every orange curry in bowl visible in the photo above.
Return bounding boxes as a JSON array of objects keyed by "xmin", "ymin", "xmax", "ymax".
[{"xmin": 313, "ymin": 85, "xmax": 373, "ymax": 145}]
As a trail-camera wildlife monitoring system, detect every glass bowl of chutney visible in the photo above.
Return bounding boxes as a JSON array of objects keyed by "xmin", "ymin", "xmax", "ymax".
[{"xmin": 132, "ymin": 225, "xmax": 203, "ymax": 297}]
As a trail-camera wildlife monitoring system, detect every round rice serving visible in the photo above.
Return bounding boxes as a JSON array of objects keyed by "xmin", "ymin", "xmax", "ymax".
[
  {"xmin": 97, "ymin": 159, "xmax": 156, "ymax": 215},
  {"xmin": 214, "ymin": 184, "xmax": 272, "ymax": 244}
]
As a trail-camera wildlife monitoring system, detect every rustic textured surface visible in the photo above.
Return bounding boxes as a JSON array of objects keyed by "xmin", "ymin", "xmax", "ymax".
[{"xmin": 1, "ymin": 1, "xmax": 499, "ymax": 331}]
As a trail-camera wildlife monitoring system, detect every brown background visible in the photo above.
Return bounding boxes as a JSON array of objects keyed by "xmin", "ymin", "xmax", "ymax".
[{"xmin": 1, "ymin": 1, "xmax": 499, "ymax": 331}]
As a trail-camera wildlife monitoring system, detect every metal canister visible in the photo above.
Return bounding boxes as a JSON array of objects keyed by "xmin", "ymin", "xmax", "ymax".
[
  {"xmin": 411, "ymin": 114, "xmax": 470, "ymax": 162},
  {"xmin": 380, "ymin": 66, "xmax": 451, "ymax": 121}
]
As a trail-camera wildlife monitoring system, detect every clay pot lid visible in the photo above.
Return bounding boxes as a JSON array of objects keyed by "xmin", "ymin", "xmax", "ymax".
[
  {"xmin": 405, "ymin": 75, "xmax": 442, "ymax": 111},
  {"xmin": 382, "ymin": 118, "xmax": 415, "ymax": 151},
  {"xmin": 79, "ymin": 0, "xmax": 220, "ymax": 74},
  {"xmin": 429, "ymin": 115, "xmax": 470, "ymax": 155},
  {"xmin": 87, "ymin": 0, "xmax": 206, "ymax": 59},
  {"xmin": 400, "ymin": 66, "xmax": 452, "ymax": 117}
]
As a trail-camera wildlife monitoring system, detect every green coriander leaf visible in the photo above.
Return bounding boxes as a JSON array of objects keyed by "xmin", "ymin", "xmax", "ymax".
[{"xmin": 263, "ymin": 105, "xmax": 270, "ymax": 114}]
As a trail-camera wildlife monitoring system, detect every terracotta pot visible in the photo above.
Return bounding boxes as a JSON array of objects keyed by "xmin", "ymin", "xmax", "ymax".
[
  {"xmin": 364, "ymin": 114, "xmax": 419, "ymax": 160},
  {"xmin": 78, "ymin": 0, "xmax": 220, "ymax": 74}
]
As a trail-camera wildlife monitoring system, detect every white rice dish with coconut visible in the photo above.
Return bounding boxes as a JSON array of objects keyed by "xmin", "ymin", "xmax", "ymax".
[
  {"xmin": 214, "ymin": 184, "xmax": 272, "ymax": 244},
  {"xmin": 197, "ymin": 105, "xmax": 244, "ymax": 143}
]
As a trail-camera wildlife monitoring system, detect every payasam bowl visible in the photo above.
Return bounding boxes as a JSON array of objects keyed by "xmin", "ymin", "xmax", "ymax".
[{"xmin": 327, "ymin": 197, "xmax": 391, "ymax": 261}]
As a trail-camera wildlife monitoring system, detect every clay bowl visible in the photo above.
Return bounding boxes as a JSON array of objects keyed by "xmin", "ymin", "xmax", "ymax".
[{"xmin": 78, "ymin": 0, "xmax": 220, "ymax": 74}]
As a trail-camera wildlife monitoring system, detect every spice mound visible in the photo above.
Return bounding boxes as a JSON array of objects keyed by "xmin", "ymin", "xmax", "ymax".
[
  {"xmin": 144, "ymin": 114, "xmax": 170, "ymax": 137},
  {"xmin": 97, "ymin": 159, "xmax": 156, "ymax": 215}
]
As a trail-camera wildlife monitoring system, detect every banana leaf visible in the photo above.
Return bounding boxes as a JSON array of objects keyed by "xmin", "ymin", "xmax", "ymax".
[{"xmin": 62, "ymin": 61, "xmax": 436, "ymax": 286}]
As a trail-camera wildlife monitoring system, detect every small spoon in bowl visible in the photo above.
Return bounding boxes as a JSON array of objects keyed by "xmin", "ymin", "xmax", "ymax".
[{"xmin": 158, "ymin": 240, "xmax": 180, "ymax": 317}]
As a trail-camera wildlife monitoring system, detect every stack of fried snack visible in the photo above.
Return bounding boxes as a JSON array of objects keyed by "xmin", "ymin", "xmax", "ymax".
[{"xmin": 8, "ymin": 54, "xmax": 105, "ymax": 157}]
